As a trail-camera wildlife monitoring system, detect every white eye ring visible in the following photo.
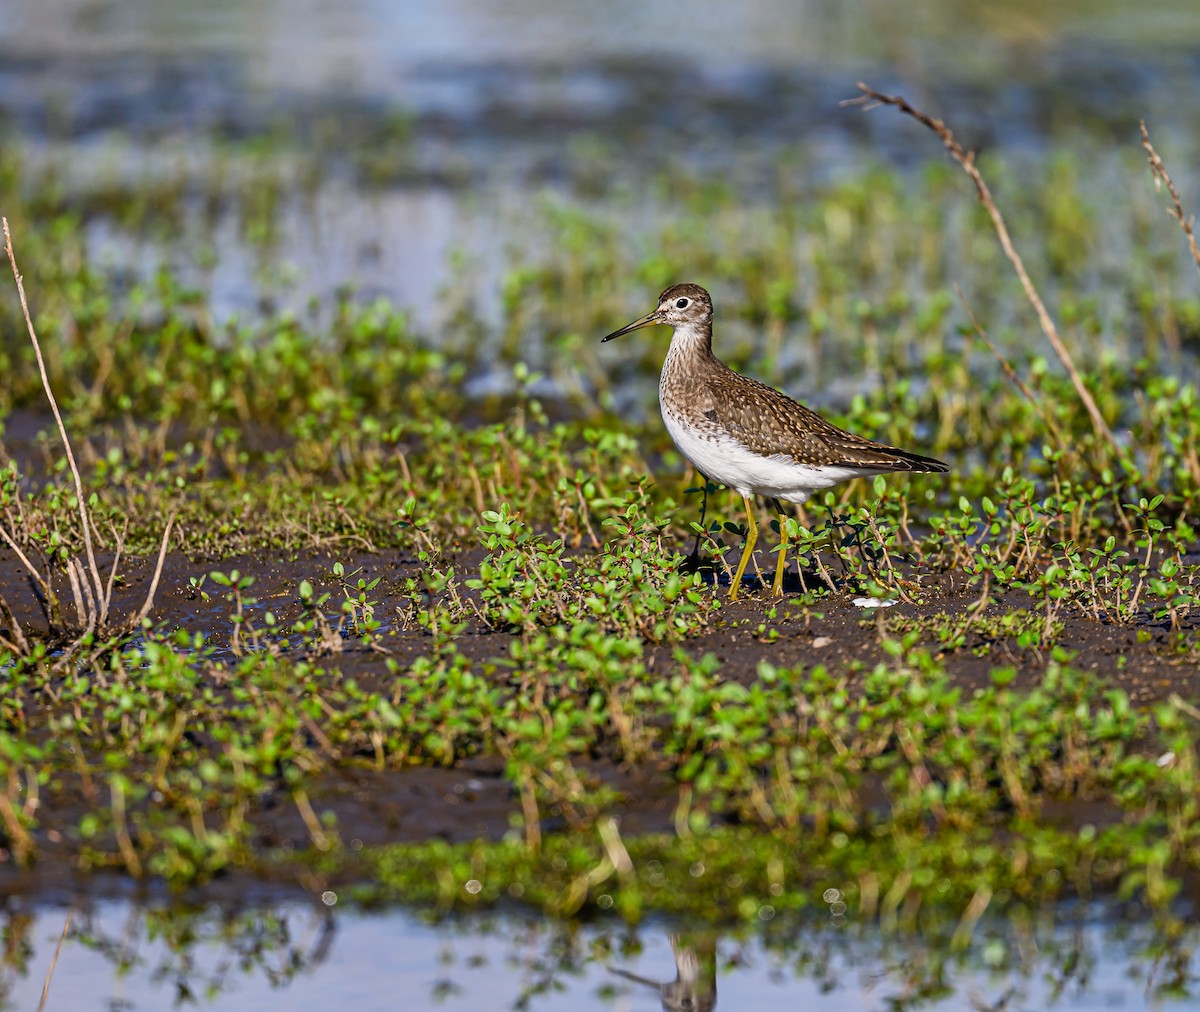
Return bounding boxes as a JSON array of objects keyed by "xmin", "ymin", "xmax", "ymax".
[{"xmin": 675, "ymin": 297, "xmax": 689, "ymax": 309}]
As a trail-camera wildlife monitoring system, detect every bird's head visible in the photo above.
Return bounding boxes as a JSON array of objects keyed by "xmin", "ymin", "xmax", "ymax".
[{"xmin": 601, "ymin": 283, "xmax": 713, "ymax": 341}]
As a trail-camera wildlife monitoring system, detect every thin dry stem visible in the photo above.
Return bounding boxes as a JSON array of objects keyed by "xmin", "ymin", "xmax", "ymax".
[
  {"xmin": 0, "ymin": 787, "xmax": 34, "ymax": 867},
  {"xmin": 292, "ymin": 788, "xmax": 331, "ymax": 851},
  {"xmin": 1170, "ymin": 693, "xmax": 1200, "ymax": 723},
  {"xmin": 3, "ymin": 217, "xmax": 108, "ymax": 624},
  {"xmin": 102, "ymin": 518, "xmax": 129, "ymax": 621},
  {"xmin": 1140, "ymin": 120, "xmax": 1200, "ymax": 278},
  {"xmin": 951, "ymin": 884, "xmax": 993, "ymax": 951},
  {"xmin": 70, "ymin": 557, "xmax": 98, "ymax": 639},
  {"xmin": 0, "ymin": 523, "xmax": 47, "ymax": 595},
  {"xmin": 3, "ymin": 218, "xmax": 175, "ymax": 643},
  {"xmin": 37, "ymin": 909, "xmax": 73, "ymax": 1012},
  {"xmin": 110, "ymin": 776, "xmax": 142, "ymax": 877},
  {"xmin": 519, "ymin": 775, "xmax": 542, "ymax": 852},
  {"xmin": 65, "ymin": 560, "xmax": 88, "ymax": 630},
  {"xmin": 862, "ymin": 512, "xmax": 914, "ymax": 604},
  {"xmin": 843, "ymin": 84, "xmax": 1119, "ymax": 456},
  {"xmin": 0, "ymin": 593, "xmax": 30, "ymax": 654},
  {"xmin": 598, "ymin": 815, "xmax": 634, "ymax": 875},
  {"xmin": 134, "ymin": 511, "xmax": 177, "ymax": 625}
]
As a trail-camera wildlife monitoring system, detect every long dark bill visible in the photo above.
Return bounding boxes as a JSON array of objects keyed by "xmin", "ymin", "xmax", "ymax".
[{"xmin": 600, "ymin": 310, "xmax": 661, "ymax": 343}]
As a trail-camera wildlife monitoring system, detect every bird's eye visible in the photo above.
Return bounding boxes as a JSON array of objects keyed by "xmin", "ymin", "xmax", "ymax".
[{"xmin": 675, "ymin": 297, "xmax": 689, "ymax": 309}]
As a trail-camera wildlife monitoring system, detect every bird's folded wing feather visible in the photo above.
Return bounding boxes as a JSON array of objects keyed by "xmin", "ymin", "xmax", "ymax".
[{"xmin": 703, "ymin": 373, "xmax": 947, "ymax": 472}]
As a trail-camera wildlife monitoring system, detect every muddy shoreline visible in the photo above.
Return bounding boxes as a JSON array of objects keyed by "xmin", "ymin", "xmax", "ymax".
[{"xmin": 1, "ymin": 544, "xmax": 1194, "ymax": 909}]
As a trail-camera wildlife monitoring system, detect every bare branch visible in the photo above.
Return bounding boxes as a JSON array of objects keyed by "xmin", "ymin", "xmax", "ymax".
[
  {"xmin": 0, "ymin": 593, "xmax": 30, "ymax": 656},
  {"xmin": 103, "ymin": 517, "xmax": 129, "ymax": 622},
  {"xmin": 65, "ymin": 558, "xmax": 87, "ymax": 629},
  {"xmin": 68, "ymin": 557, "xmax": 98, "ymax": 639},
  {"xmin": 36, "ymin": 909, "xmax": 73, "ymax": 1012},
  {"xmin": 0, "ymin": 522, "xmax": 49, "ymax": 596},
  {"xmin": 2, "ymin": 218, "xmax": 108, "ymax": 620},
  {"xmin": 134, "ymin": 511, "xmax": 177, "ymax": 625},
  {"xmin": 844, "ymin": 83, "xmax": 1120, "ymax": 456},
  {"xmin": 1140, "ymin": 120, "xmax": 1200, "ymax": 279}
]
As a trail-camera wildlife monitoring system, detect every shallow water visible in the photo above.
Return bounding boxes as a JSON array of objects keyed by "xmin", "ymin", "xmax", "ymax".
[
  {"xmin": 2, "ymin": 15, "xmax": 1200, "ymax": 1005},
  {"xmin": 5, "ymin": 899, "xmax": 1199, "ymax": 1011},
  {"xmin": 3, "ymin": 0, "xmax": 1200, "ymax": 336}
]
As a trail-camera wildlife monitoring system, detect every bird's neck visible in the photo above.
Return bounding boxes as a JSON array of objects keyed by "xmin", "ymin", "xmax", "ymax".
[{"xmin": 662, "ymin": 322, "xmax": 715, "ymax": 388}]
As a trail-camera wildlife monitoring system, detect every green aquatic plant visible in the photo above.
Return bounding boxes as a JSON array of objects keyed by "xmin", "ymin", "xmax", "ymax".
[{"xmin": 2, "ymin": 85, "xmax": 1200, "ymax": 938}]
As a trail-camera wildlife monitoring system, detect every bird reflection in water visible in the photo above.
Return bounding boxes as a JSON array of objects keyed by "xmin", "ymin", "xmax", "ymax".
[{"xmin": 609, "ymin": 933, "xmax": 717, "ymax": 1011}]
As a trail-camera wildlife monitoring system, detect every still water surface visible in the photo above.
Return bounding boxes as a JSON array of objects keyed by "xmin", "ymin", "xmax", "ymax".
[
  {"xmin": 1, "ymin": 14, "xmax": 1200, "ymax": 1008},
  {"xmin": 3, "ymin": 0, "xmax": 1200, "ymax": 335},
  {"xmin": 4, "ymin": 899, "xmax": 1197, "ymax": 1011}
]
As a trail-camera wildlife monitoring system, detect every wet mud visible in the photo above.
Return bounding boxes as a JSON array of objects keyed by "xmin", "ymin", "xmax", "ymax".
[{"xmin": 1, "ymin": 543, "xmax": 1193, "ymax": 905}]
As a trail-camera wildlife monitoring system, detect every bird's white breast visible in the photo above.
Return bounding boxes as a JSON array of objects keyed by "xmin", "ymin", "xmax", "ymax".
[{"xmin": 660, "ymin": 399, "xmax": 870, "ymax": 504}]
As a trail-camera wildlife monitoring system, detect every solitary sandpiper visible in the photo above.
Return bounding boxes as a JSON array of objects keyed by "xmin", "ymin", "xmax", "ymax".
[{"xmin": 602, "ymin": 283, "xmax": 949, "ymax": 601}]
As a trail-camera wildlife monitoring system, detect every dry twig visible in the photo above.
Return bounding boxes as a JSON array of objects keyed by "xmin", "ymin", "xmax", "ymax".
[
  {"xmin": 3, "ymin": 218, "xmax": 109, "ymax": 625},
  {"xmin": 1, "ymin": 219, "xmax": 178, "ymax": 648},
  {"xmin": 843, "ymin": 83, "xmax": 1119, "ymax": 456},
  {"xmin": 0, "ymin": 522, "xmax": 48, "ymax": 594},
  {"xmin": 1140, "ymin": 120, "xmax": 1200, "ymax": 278},
  {"xmin": 37, "ymin": 909, "xmax": 73, "ymax": 1012},
  {"xmin": 134, "ymin": 511, "xmax": 177, "ymax": 624},
  {"xmin": 0, "ymin": 593, "xmax": 29, "ymax": 654}
]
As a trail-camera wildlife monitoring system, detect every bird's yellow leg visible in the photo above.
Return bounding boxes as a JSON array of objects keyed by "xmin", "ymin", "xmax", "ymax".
[
  {"xmin": 728, "ymin": 494, "xmax": 757, "ymax": 601},
  {"xmin": 772, "ymin": 509, "xmax": 790, "ymax": 597}
]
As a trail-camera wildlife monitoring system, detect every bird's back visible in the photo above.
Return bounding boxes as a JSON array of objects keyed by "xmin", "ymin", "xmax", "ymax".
[{"xmin": 660, "ymin": 343, "xmax": 948, "ymax": 484}]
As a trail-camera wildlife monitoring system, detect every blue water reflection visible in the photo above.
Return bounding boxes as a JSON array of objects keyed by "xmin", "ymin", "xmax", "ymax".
[{"xmin": 5, "ymin": 900, "xmax": 1197, "ymax": 1011}]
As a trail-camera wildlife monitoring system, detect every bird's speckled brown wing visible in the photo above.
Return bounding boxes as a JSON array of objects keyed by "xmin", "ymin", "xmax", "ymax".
[{"xmin": 695, "ymin": 369, "xmax": 949, "ymax": 473}]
